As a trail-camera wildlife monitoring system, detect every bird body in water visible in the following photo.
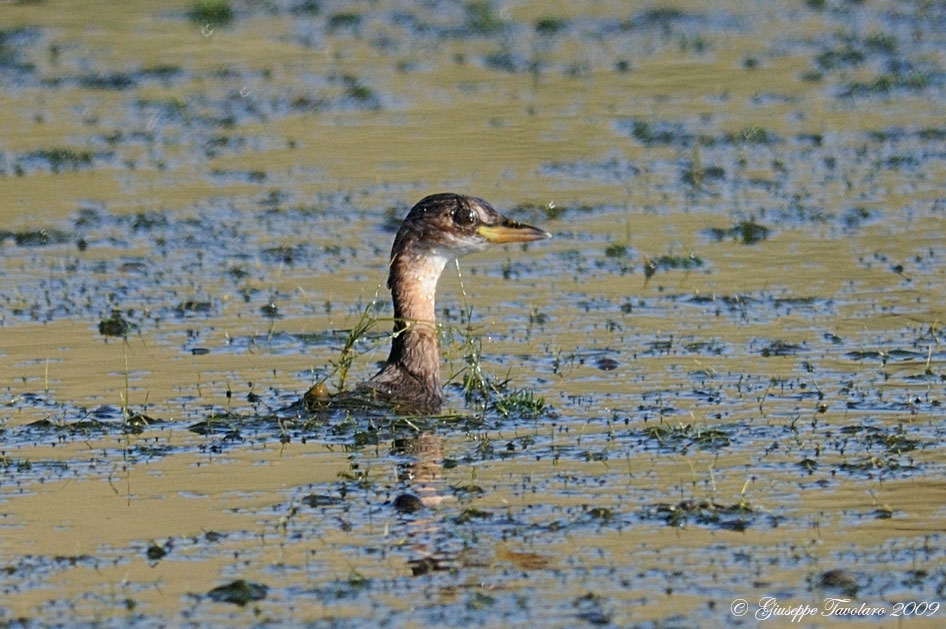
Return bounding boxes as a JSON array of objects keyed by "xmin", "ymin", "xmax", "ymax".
[{"xmin": 306, "ymin": 193, "xmax": 549, "ymax": 415}]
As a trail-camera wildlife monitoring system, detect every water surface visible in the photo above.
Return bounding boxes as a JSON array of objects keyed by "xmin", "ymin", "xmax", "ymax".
[{"xmin": 1, "ymin": 0, "xmax": 945, "ymax": 626}]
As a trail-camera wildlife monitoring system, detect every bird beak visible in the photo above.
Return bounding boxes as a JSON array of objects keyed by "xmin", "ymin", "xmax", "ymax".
[{"xmin": 478, "ymin": 219, "xmax": 551, "ymax": 244}]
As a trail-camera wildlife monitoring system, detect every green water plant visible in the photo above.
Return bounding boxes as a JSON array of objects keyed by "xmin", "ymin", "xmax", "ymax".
[
  {"xmin": 327, "ymin": 12, "xmax": 361, "ymax": 31},
  {"xmin": 466, "ymin": 1, "xmax": 505, "ymax": 35},
  {"xmin": 333, "ymin": 301, "xmax": 379, "ymax": 392},
  {"xmin": 189, "ymin": 0, "xmax": 234, "ymax": 26},
  {"xmin": 535, "ymin": 17, "xmax": 566, "ymax": 35},
  {"xmin": 27, "ymin": 147, "xmax": 93, "ymax": 173},
  {"xmin": 704, "ymin": 220, "xmax": 770, "ymax": 245}
]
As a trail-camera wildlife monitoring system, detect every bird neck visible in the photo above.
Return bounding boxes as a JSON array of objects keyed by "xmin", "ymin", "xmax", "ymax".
[{"xmin": 384, "ymin": 249, "xmax": 450, "ymax": 383}]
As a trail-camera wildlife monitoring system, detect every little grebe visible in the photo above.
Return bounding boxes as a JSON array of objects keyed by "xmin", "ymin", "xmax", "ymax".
[{"xmin": 334, "ymin": 193, "xmax": 550, "ymax": 414}]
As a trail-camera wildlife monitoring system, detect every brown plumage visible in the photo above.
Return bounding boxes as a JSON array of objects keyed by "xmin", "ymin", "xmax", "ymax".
[{"xmin": 356, "ymin": 193, "xmax": 550, "ymax": 413}]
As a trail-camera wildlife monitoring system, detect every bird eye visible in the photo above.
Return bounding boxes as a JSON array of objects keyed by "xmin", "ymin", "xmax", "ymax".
[{"xmin": 453, "ymin": 206, "xmax": 477, "ymax": 227}]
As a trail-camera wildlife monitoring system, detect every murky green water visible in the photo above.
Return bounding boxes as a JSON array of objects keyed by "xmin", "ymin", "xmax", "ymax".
[{"xmin": 2, "ymin": 0, "xmax": 946, "ymax": 626}]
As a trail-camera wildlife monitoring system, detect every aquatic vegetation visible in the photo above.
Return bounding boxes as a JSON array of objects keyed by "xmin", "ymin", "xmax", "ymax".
[
  {"xmin": 174, "ymin": 300, "xmax": 213, "ymax": 317},
  {"xmin": 3, "ymin": 1, "xmax": 946, "ymax": 626},
  {"xmin": 704, "ymin": 220, "xmax": 770, "ymax": 245},
  {"xmin": 465, "ymin": 1, "xmax": 506, "ymax": 35},
  {"xmin": 624, "ymin": 119, "xmax": 695, "ymax": 147},
  {"xmin": 146, "ymin": 541, "xmax": 169, "ymax": 561},
  {"xmin": 0, "ymin": 228, "xmax": 72, "ymax": 246},
  {"xmin": 0, "ymin": 27, "xmax": 38, "ymax": 73},
  {"xmin": 640, "ymin": 423, "xmax": 732, "ymax": 451},
  {"xmin": 327, "ymin": 12, "xmax": 361, "ymax": 32},
  {"xmin": 573, "ymin": 593, "xmax": 611, "ymax": 626},
  {"xmin": 206, "ymin": 580, "xmax": 268, "ymax": 606},
  {"xmin": 843, "ymin": 71, "xmax": 932, "ymax": 96},
  {"xmin": 454, "ymin": 507, "xmax": 492, "ymax": 523},
  {"xmin": 816, "ymin": 569, "xmax": 860, "ymax": 597},
  {"xmin": 841, "ymin": 206, "xmax": 875, "ymax": 230},
  {"xmin": 528, "ymin": 306, "xmax": 549, "ymax": 328},
  {"xmin": 188, "ymin": 0, "xmax": 234, "ymax": 26},
  {"xmin": 330, "ymin": 301, "xmax": 379, "ymax": 393},
  {"xmin": 455, "ymin": 327, "xmax": 495, "ymax": 404},
  {"xmin": 511, "ymin": 201, "xmax": 572, "ymax": 221},
  {"xmin": 864, "ymin": 32, "xmax": 897, "ymax": 54},
  {"xmin": 123, "ymin": 413, "xmax": 159, "ymax": 435},
  {"xmin": 78, "ymin": 72, "xmax": 135, "ymax": 90},
  {"xmin": 681, "ymin": 148, "xmax": 725, "ymax": 187},
  {"xmin": 535, "ymin": 17, "xmax": 566, "ymax": 35},
  {"xmin": 647, "ymin": 253, "xmax": 704, "ymax": 272},
  {"xmin": 604, "ymin": 243, "xmax": 627, "ymax": 258},
  {"xmin": 493, "ymin": 388, "xmax": 546, "ymax": 418},
  {"xmin": 290, "ymin": 1, "xmax": 321, "ymax": 16},
  {"xmin": 23, "ymin": 147, "xmax": 93, "ymax": 172},
  {"xmin": 644, "ymin": 498, "xmax": 760, "ymax": 531},
  {"xmin": 98, "ymin": 310, "xmax": 131, "ymax": 337},
  {"xmin": 623, "ymin": 8, "xmax": 688, "ymax": 30},
  {"xmin": 727, "ymin": 125, "xmax": 775, "ymax": 145},
  {"xmin": 759, "ymin": 340, "xmax": 802, "ymax": 357},
  {"xmin": 815, "ymin": 45, "xmax": 865, "ymax": 70},
  {"xmin": 343, "ymin": 78, "xmax": 376, "ymax": 103}
]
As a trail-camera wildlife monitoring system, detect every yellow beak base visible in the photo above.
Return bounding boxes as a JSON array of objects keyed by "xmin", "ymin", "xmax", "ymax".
[{"xmin": 477, "ymin": 222, "xmax": 551, "ymax": 244}]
